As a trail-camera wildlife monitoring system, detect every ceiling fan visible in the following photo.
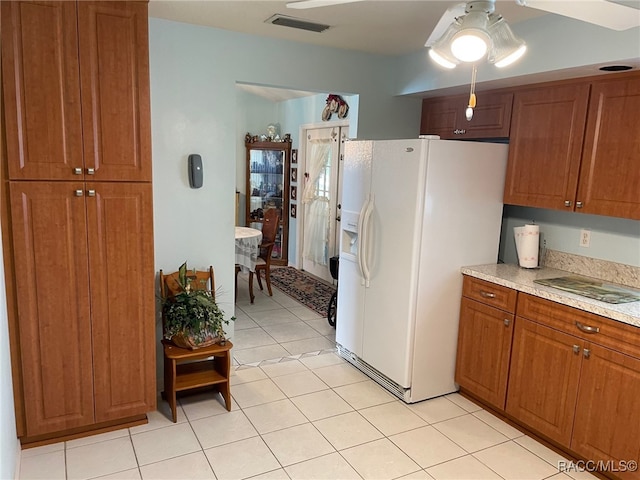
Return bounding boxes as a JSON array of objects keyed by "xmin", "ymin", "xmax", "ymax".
[{"xmin": 286, "ymin": 0, "xmax": 640, "ymax": 32}]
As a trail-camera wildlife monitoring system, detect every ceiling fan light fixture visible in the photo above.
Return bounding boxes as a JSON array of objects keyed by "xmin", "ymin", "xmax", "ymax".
[
  {"xmin": 494, "ymin": 44, "xmax": 526, "ymax": 68},
  {"xmin": 488, "ymin": 15, "xmax": 527, "ymax": 67},
  {"xmin": 451, "ymin": 31, "xmax": 489, "ymax": 62},
  {"xmin": 450, "ymin": 11, "xmax": 490, "ymax": 62},
  {"xmin": 427, "ymin": 2, "xmax": 527, "ymax": 69},
  {"xmin": 429, "ymin": 49, "xmax": 458, "ymax": 69},
  {"xmin": 428, "ymin": 21, "xmax": 462, "ymax": 68}
]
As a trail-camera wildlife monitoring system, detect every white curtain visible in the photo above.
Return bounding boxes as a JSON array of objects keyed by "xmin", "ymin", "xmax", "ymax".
[{"xmin": 302, "ymin": 140, "xmax": 332, "ymax": 265}]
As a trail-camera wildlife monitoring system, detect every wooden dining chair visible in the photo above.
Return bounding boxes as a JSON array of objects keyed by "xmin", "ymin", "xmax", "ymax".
[
  {"xmin": 159, "ymin": 266, "xmax": 232, "ymax": 422},
  {"xmin": 250, "ymin": 208, "xmax": 280, "ymax": 297}
]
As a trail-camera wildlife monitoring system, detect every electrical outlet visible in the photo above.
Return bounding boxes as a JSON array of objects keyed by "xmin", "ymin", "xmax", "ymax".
[{"xmin": 580, "ymin": 229, "xmax": 591, "ymax": 248}]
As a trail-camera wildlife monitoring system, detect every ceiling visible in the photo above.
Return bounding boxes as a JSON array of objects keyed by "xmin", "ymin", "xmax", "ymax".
[
  {"xmin": 148, "ymin": 1, "xmax": 639, "ymax": 100},
  {"xmin": 148, "ymin": 1, "xmax": 547, "ymax": 56}
]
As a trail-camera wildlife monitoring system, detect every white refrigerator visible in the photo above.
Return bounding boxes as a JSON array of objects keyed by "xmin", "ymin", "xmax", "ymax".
[{"xmin": 336, "ymin": 137, "xmax": 508, "ymax": 403}]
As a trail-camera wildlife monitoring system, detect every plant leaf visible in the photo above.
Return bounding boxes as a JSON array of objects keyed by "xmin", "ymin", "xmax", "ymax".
[{"xmin": 178, "ymin": 261, "xmax": 187, "ymax": 289}]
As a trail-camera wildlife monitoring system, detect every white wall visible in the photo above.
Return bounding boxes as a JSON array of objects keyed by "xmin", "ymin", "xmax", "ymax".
[
  {"xmin": 499, "ymin": 206, "xmax": 640, "ymax": 267},
  {"xmin": 0, "ymin": 221, "xmax": 19, "ymax": 480}
]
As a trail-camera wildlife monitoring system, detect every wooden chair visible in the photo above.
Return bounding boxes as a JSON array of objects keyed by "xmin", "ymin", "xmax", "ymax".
[
  {"xmin": 250, "ymin": 208, "xmax": 280, "ymax": 297},
  {"xmin": 159, "ymin": 266, "xmax": 232, "ymax": 422}
]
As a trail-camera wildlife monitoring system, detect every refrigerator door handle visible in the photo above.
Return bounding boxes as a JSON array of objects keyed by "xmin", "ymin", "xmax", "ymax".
[
  {"xmin": 356, "ymin": 199, "xmax": 368, "ymax": 284},
  {"xmin": 361, "ymin": 193, "xmax": 374, "ymax": 287}
]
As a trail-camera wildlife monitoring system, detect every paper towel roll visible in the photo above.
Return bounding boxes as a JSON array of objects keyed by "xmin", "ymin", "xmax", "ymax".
[{"xmin": 514, "ymin": 224, "xmax": 539, "ymax": 268}]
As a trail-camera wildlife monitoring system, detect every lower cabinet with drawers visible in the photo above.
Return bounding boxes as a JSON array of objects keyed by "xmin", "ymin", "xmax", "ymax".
[{"xmin": 456, "ymin": 275, "xmax": 640, "ymax": 480}]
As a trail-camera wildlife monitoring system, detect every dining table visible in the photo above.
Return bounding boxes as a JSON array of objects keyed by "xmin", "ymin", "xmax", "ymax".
[{"xmin": 235, "ymin": 226, "xmax": 262, "ymax": 303}]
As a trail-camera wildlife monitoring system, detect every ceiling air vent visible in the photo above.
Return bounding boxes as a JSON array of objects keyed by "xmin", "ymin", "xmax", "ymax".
[{"xmin": 266, "ymin": 14, "xmax": 330, "ymax": 33}]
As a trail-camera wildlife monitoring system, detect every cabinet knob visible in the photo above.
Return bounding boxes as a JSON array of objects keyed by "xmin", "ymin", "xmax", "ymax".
[
  {"xmin": 86, "ymin": 167, "xmax": 95, "ymax": 175},
  {"xmin": 572, "ymin": 344, "xmax": 580, "ymax": 354},
  {"xmin": 74, "ymin": 189, "xmax": 84, "ymax": 197},
  {"xmin": 564, "ymin": 200, "xmax": 572, "ymax": 207},
  {"xmin": 87, "ymin": 190, "xmax": 96, "ymax": 197},
  {"xmin": 73, "ymin": 167, "xmax": 83, "ymax": 175},
  {"xmin": 503, "ymin": 319, "xmax": 510, "ymax": 326},
  {"xmin": 583, "ymin": 348, "xmax": 591, "ymax": 359},
  {"xmin": 576, "ymin": 201, "xmax": 583, "ymax": 208}
]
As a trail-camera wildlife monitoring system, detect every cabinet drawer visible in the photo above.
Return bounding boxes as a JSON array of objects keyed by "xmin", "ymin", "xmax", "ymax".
[
  {"xmin": 462, "ymin": 276, "xmax": 517, "ymax": 312},
  {"xmin": 517, "ymin": 293, "xmax": 640, "ymax": 359}
]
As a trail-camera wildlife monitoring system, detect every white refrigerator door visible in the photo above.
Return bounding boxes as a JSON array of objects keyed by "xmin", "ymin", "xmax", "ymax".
[
  {"xmin": 335, "ymin": 141, "xmax": 373, "ymax": 357},
  {"xmin": 341, "ymin": 141, "xmax": 373, "ymax": 213},
  {"xmin": 360, "ymin": 139, "xmax": 427, "ymax": 387}
]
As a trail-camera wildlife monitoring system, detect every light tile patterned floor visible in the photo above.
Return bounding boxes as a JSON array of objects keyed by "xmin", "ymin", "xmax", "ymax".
[{"xmin": 17, "ymin": 274, "xmax": 597, "ymax": 480}]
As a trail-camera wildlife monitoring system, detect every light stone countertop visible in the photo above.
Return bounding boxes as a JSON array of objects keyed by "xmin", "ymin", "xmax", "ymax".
[{"xmin": 461, "ymin": 263, "xmax": 640, "ymax": 328}]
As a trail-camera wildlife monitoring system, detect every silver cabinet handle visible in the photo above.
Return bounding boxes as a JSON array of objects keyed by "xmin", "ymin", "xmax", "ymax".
[
  {"xmin": 87, "ymin": 190, "xmax": 96, "ymax": 197},
  {"xmin": 503, "ymin": 319, "xmax": 510, "ymax": 326},
  {"xmin": 576, "ymin": 201, "xmax": 583, "ymax": 208},
  {"xmin": 86, "ymin": 167, "xmax": 95, "ymax": 175},
  {"xmin": 74, "ymin": 189, "xmax": 84, "ymax": 197},
  {"xmin": 576, "ymin": 321, "xmax": 599, "ymax": 334},
  {"xmin": 453, "ymin": 129, "xmax": 466, "ymax": 135},
  {"xmin": 73, "ymin": 167, "xmax": 83, "ymax": 175},
  {"xmin": 572, "ymin": 345, "xmax": 580, "ymax": 354},
  {"xmin": 564, "ymin": 200, "xmax": 572, "ymax": 207},
  {"xmin": 479, "ymin": 290, "xmax": 496, "ymax": 298},
  {"xmin": 583, "ymin": 348, "xmax": 591, "ymax": 359}
]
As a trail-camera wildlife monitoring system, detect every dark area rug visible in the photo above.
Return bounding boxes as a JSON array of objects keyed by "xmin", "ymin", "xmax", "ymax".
[{"xmin": 270, "ymin": 267, "xmax": 336, "ymax": 316}]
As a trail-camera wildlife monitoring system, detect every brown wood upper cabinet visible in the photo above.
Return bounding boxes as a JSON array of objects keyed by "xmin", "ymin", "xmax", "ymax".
[
  {"xmin": 420, "ymin": 91, "xmax": 513, "ymax": 140},
  {"xmin": 1, "ymin": 1, "xmax": 151, "ymax": 182},
  {"xmin": 577, "ymin": 75, "xmax": 640, "ymax": 220},
  {"xmin": 504, "ymin": 72, "xmax": 640, "ymax": 220}
]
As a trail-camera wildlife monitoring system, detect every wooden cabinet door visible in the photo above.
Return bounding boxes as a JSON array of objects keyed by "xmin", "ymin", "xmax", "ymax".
[
  {"xmin": 78, "ymin": 1, "xmax": 152, "ymax": 182},
  {"xmin": 9, "ymin": 182, "xmax": 95, "ymax": 436},
  {"xmin": 571, "ymin": 344, "xmax": 640, "ymax": 480},
  {"xmin": 420, "ymin": 97, "xmax": 461, "ymax": 139},
  {"xmin": 455, "ymin": 298, "xmax": 514, "ymax": 410},
  {"xmin": 86, "ymin": 182, "xmax": 156, "ymax": 421},
  {"xmin": 503, "ymin": 83, "xmax": 589, "ymax": 210},
  {"xmin": 1, "ymin": 1, "xmax": 84, "ymax": 181},
  {"xmin": 420, "ymin": 92, "xmax": 512, "ymax": 139},
  {"xmin": 506, "ymin": 317, "xmax": 583, "ymax": 445},
  {"xmin": 577, "ymin": 74, "xmax": 640, "ymax": 220}
]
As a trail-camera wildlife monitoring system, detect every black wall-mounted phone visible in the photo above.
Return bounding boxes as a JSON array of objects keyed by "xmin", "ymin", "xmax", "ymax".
[{"xmin": 188, "ymin": 154, "xmax": 203, "ymax": 188}]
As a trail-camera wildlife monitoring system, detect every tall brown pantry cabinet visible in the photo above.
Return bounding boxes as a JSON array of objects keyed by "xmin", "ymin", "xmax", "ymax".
[{"xmin": 1, "ymin": 0, "xmax": 156, "ymax": 444}]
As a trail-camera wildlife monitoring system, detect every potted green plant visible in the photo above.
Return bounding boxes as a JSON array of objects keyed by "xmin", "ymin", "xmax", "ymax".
[{"xmin": 162, "ymin": 262, "xmax": 234, "ymax": 349}]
